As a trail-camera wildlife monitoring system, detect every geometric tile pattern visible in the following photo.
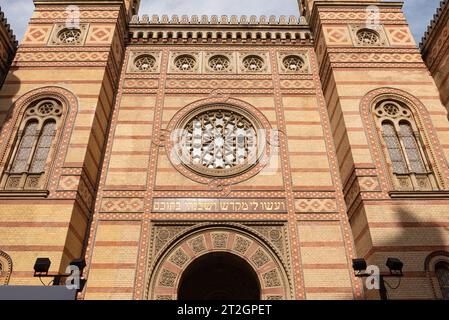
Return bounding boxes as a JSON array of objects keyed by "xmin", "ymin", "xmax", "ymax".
[{"xmin": 100, "ymin": 198, "xmax": 145, "ymax": 213}]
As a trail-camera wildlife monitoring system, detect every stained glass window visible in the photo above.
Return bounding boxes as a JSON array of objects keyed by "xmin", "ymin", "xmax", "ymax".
[
  {"xmin": 381, "ymin": 121, "xmax": 408, "ymax": 174},
  {"xmin": 30, "ymin": 121, "xmax": 56, "ymax": 173},
  {"xmin": 11, "ymin": 121, "xmax": 39, "ymax": 173},
  {"xmin": 3, "ymin": 99, "xmax": 62, "ymax": 190},
  {"xmin": 399, "ymin": 122, "xmax": 426, "ymax": 174}
]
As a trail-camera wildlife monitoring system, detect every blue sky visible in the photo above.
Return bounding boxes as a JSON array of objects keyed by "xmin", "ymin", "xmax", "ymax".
[{"xmin": 0, "ymin": 0, "xmax": 442, "ymax": 45}]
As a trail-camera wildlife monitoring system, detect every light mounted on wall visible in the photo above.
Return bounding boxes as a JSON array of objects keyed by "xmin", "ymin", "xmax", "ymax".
[
  {"xmin": 352, "ymin": 257, "xmax": 404, "ymax": 300},
  {"xmin": 33, "ymin": 257, "xmax": 87, "ymax": 291},
  {"xmin": 352, "ymin": 258, "xmax": 368, "ymax": 275},
  {"xmin": 33, "ymin": 257, "xmax": 51, "ymax": 275},
  {"xmin": 386, "ymin": 258, "xmax": 404, "ymax": 276}
]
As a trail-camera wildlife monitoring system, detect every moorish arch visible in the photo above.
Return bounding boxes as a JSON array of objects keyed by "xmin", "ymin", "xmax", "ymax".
[{"xmin": 146, "ymin": 224, "xmax": 294, "ymax": 300}]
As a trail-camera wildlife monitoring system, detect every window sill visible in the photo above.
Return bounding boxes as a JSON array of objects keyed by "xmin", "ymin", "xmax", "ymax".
[
  {"xmin": 389, "ymin": 191, "xmax": 449, "ymax": 199},
  {"xmin": 0, "ymin": 190, "xmax": 50, "ymax": 198}
]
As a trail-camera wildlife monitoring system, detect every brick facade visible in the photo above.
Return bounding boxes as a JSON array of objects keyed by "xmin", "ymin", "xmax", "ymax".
[{"xmin": 0, "ymin": 0, "xmax": 448, "ymax": 300}]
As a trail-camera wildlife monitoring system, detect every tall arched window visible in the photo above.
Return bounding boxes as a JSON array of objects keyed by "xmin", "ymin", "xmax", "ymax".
[
  {"xmin": 373, "ymin": 100, "xmax": 438, "ymax": 191},
  {"xmin": 435, "ymin": 262, "xmax": 449, "ymax": 300},
  {"xmin": 1, "ymin": 99, "xmax": 62, "ymax": 191},
  {"xmin": 0, "ymin": 250, "xmax": 12, "ymax": 285}
]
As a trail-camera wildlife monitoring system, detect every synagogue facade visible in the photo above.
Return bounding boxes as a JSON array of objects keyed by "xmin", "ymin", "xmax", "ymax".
[{"xmin": 0, "ymin": 0, "xmax": 448, "ymax": 300}]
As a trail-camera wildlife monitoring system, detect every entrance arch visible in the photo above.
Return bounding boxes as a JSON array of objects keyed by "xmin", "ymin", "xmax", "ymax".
[
  {"xmin": 178, "ymin": 252, "xmax": 260, "ymax": 300},
  {"xmin": 146, "ymin": 225, "xmax": 293, "ymax": 300}
]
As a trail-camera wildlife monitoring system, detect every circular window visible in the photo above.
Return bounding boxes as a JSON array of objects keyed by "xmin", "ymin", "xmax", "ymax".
[
  {"xmin": 57, "ymin": 28, "xmax": 82, "ymax": 44},
  {"xmin": 171, "ymin": 105, "xmax": 265, "ymax": 178},
  {"xmin": 209, "ymin": 55, "xmax": 230, "ymax": 71},
  {"xmin": 26, "ymin": 100, "xmax": 63, "ymax": 117},
  {"xmin": 174, "ymin": 55, "xmax": 197, "ymax": 71},
  {"xmin": 243, "ymin": 55, "xmax": 264, "ymax": 72},
  {"xmin": 383, "ymin": 103, "xmax": 400, "ymax": 116},
  {"xmin": 282, "ymin": 55, "xmax": 305, "ymax": 72},
  {"xmin": 135, "ymin": 55, "xmax": 156, "ymax": 72},
  {"xmin": 356, "ymin": 29, "xmax": 380, "ymax": 45}
]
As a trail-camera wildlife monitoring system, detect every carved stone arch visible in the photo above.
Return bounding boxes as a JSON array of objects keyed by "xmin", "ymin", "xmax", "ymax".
[
  {"xmin": 360, "ymin": 87, "xmax": 449, "ymax": 191},
  {"xmin": 146, "ymin": 224, "xmax": 294, "ymax": 300},
  {"xmin": 0, "ymin": 250, "xmax": 13, "ymax": 285},
  {"xmin": 0, "ymin": 86, "xmax": 79, "ymax": 194}
]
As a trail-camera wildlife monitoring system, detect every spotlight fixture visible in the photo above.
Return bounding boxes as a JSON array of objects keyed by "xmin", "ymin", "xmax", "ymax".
[
  {"xmin": 33, "ymin": 258, "xmax": 51, "ymax": 274},
  {"xmin": 70, "ymin": 258, "xmax": 86, "ymax": 272},
  {"xmin": 352, "ymin": 258, "xmax": 367, "ymax": 274},
  {"xmin": 386, "ymin": 258, "xmax": 404, "ymax": 276}
]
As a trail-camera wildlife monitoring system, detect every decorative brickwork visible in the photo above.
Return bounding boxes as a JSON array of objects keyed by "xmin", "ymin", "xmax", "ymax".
[{"xmin": 0, "ymin": 0, "xmax": 448, "ymax": 301}]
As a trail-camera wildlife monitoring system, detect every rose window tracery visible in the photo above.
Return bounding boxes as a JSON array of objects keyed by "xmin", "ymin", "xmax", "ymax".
[
  {"xmin": 356, "ymin": 29, "xmax": 380, "ymax": 45},
  {"xmin": 173, "ymin": 106, "xmax": 263, "ymax": 177},
  {"xmin": 135, "ymin": 55, "xmax": 156, "ymax": 71},
  {"xmin": 208, "ymin": 55, "xmax": 230, "ymax": 71},
  {"xmin": 282, "ymin": 55, "xmax": 305, "ymax": 72},
  {"xmin": 174, "ymin": 55, "xmax": 197, "ymax": 71},
  {"xmin": 243, "ymin": 55, "xmax": 264, "ymax": 72},
  {"xmin": 57, "ymin": 28, "xmax": 82, "ymax": 45}
]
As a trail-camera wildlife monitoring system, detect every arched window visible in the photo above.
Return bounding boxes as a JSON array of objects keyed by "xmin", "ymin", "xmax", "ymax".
[
  {"xmin": 1, "ymin": 99, "xmax": 62, "ymax": 191},
  {"xmin": 373, "ymin": 100, "xmax": 438, "ymax": 191},
  {"xmin": 381, "ymin": 121, "xmax": 407, "ymax": 174},
  {"xmin": 435, "ymin": 262, "xmax": 449, "ymax": 300},
  {"xmin": 0, "ymin": 251, "xmax": 12, "ymax": 285}
]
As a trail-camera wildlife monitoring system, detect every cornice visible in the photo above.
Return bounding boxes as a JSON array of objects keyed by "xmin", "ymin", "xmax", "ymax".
[
  {"xmin": 0, "ymin": 7, "xmax": 17, "ymax": 50},
  {"xmin": 128, "ymin": 14, "xmax": 313, "ymax": 45},
  {"xmin": 130, "ymin": 14, "xmax": 309, "ymax": 27},
  {"xmin": 420, "ymin": 0, "xmax": 449, "ymax": 52},
  {"xmin": 308, "ymin": 1, "xmax": 404, "ymax": 33}
]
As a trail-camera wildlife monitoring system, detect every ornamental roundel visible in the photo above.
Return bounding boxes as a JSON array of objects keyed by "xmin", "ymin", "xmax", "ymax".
[
  {"xmin": 356, "ymin": 28, "xmax": 380, "ymax": 46},
  {"xmin": 208, "ymin": 55, "xmax": 231, "ymax": 72},
  {"xmin": 165, "ymin": 97, "xmax": 272, "ymax": 186},
  {"xmin": 134, "ymin": 54, "xmax": 157, "ymax": 72},
  {"xmin": 282, "ymin": 55, "xmax": 305, "ymax": 72},
  {"xmin": 174, "ymin": 54, "xmax": 197, "ymax": 71},
  {"xmin": 242, "ymin": 55, "xmax": 264, "ymax": 72},
  {"xmin": 26, "ymin": 99, "xmax": 63, "ymax": 118},
  {"xmin": 57, "ymin": 28, "xmax": 82, "ymax": 45},
  {"xmin": 374, "ymin": 100, "xmax": 412, "ymax": 119}
]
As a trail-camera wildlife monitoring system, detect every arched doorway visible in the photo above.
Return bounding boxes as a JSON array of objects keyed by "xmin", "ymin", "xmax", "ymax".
[
  {"xmin": 178, "ymin": 252, "xmax": 260, "ymax": 300},
  {"xmin": 147, "ymin": 226, "xmax": 293, "ymax": 300}
]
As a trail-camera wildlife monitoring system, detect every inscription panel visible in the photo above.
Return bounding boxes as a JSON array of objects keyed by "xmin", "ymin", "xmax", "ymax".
[{"xmin": 152, "ymin": 198, "xmax": 287, "ymax": 213}]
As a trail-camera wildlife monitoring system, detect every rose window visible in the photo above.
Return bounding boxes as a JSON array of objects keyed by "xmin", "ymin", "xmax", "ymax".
[
  {"xmin": 356, "ymin": 29, "xmax": 380, "ymax": 45},
  {"xmin": 135, "ymin": 55, "xmax": 156, "ymax": 71},
  {"xmin": 38, "ymin": 102, "xmax": 55, "ymax": 115},
  {"xmin": 26, "ymin": 100, "xmax": 62, "ymax": 117},
  {"xmin": 58, "ymin": 28, "xmax": 82, "ymax": 44},
  {"xmin": 174, "ymin": 55, "xmax": 196, "ymax": 71},
  {"xmin": 209, "ymin": 55, "xmax": 230, "ymax": 71},
  {"xmin": 383, "ymin": 103, "xmax": 400, "ymax": 116},
  {"xmin": 283, "ymin": 55, "xmax": 305, "ymax": 72},
  {"xmin": 174, "ymin": 106, "xmax": 262, "ymax": 177},
  {"xmin": 243, "ymin": 55, "xmax": 264, "ymax": 72}
]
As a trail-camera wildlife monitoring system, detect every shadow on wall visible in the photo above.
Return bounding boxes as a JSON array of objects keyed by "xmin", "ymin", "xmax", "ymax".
[
  {"xmin": 365, "ymin": 205, "xmax": 448, "ymax": 300},
  {"xmin": 0, "ymin": 71, "xmax": 21, "ymax": 129},
  {"xmin": 0, "ymin": 70, "xmax": 20, "ymax": 285}
]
